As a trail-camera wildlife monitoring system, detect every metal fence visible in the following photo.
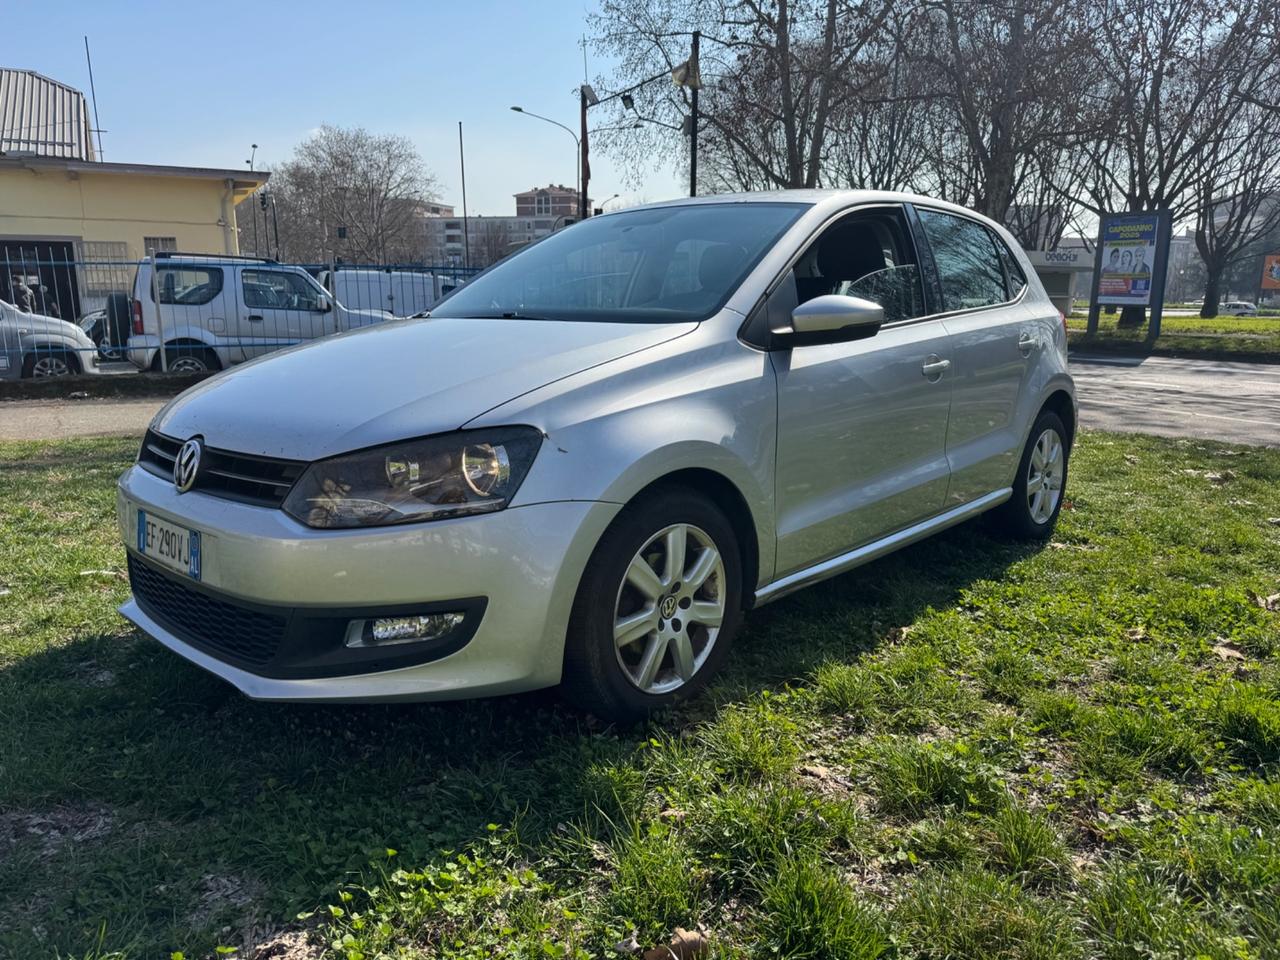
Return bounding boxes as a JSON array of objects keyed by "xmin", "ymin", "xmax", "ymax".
[{"xmin": 0, "ymin": 245, "xmax": 479, "ymax": 381}]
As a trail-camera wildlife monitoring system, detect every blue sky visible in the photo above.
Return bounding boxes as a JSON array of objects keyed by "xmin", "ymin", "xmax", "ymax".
[{"xmin": 9, "ymin": 0, "xmax": 682, "ymax": 214}]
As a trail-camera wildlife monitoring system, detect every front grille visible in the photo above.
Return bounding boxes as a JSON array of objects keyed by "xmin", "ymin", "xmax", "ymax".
[
  {"xmin": 138, "ymin": 429, "xmax": 306, "ymax": 508},
  {"xmin": 128, "ymin": 555, "xmax": 287, "ymax": 665}
]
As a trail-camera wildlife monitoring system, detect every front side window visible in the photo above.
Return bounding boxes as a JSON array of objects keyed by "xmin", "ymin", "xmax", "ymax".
[
  {"xmin": 243, "ymin": 270, "xmax": 325, "ymax": 310},
  {"xmin": 431, "ymin": 202, "xmax": 807, "ymax": 323},
  {"xmin": 154, "ymin": 266, "xmax": 223, "ymax": 305},
  {"xmin": 918, "ymin": 210, "xmax": 1008, "ymax": 312},
  {"xmin": 794, "ymin": 207, "xmax": 926, "ymax": 324}
]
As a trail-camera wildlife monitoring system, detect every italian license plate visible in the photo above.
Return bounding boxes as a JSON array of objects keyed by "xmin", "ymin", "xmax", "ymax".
[{"xmin": 136, "ymin": 509, "xmax": 201, "ymax": 580}]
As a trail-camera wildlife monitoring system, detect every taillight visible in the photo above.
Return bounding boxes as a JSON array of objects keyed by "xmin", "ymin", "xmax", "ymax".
[{"xmin": 131, "ymin": 298, "xmax": 143, "ymax": 335}]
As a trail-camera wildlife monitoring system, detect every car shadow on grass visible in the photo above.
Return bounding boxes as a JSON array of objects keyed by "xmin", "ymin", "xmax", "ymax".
[{"xmin": 0, "ymin": 515, "xmax": 1038, "ymax": 955}]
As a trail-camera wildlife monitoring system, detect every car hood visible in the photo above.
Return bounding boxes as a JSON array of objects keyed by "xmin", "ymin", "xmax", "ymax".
[
  {"xmin": 0, "ymin": 303, "xmax": 89, "ymax": 340},
  {"xmin": 153, "ymin": 315, "xmax": 696, "ymax": 461}
]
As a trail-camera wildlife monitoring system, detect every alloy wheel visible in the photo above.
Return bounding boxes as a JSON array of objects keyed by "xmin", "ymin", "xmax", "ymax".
[
  {"xmin": 613, "ymin": 522, "xmax": 726, "ymax": 695},
  {"xmin": 1027, "ymin": 428, "xmax": 1064, "ymax": 524},
  {"xmin": 31, "ymin": 356, "xmax": 71, "ymax": 377},
  {"xmin": 167, "ymin": 355, "xmax": 209, "ymax": 373}
]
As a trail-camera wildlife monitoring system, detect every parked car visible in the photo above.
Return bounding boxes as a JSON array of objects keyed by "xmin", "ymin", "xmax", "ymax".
[
  {"xmin": 1221, "ymin": 301, "xmax": 1258, "ymax": 317},
  {"xmin": 125, "ymin": 253, "xmax": 390, "ymax": 373},
  {"xmin": 117, "ymin": 191, "xmax": 1075, "ymax": 721},
  {"xmin": 1, "ymin": 298, "xmax": 101, "ymax": 378},
  {"xmin": 317, "ymin": 268, "xmax": 457, "ymax": 318}
]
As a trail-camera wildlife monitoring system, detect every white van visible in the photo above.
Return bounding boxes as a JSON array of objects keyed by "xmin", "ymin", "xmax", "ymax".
[
  {"xmin": 317, "ymin": 268, "xmax": 456, "ymax": 318},
  {"xmin": 126, "ymin": 254, "xmax": 389, "ymax": 372}
]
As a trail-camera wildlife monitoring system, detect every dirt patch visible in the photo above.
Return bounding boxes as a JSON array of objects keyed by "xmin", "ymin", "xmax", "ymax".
[
  {"xmin": 0, "ymin": 804, "xmax": 115, "ymax": 857},
  {"xmin": 187, "ymin": 872, "xmax": 266, "ymax": 930},
  {"xmin": 246, "ymin": 928, "xmax": 325, "ymax": 960}
]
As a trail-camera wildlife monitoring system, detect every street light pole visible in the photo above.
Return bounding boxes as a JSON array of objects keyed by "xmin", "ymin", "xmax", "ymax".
[
  {"xmin": 689, "ymin": 30, "xmax": 699, "ymax": 197},
  {"xmin": 510, "ymin": 106, "xmax": 580, "ymax": 202}
]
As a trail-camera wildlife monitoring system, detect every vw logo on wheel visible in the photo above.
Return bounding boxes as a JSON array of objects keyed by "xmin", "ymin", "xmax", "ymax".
[
  {"xmin": 173, "ymin": 438, "xmax": 203, "ymax": 493},
  {"xmin": 660, "ymin": 595, "xmax": 678, "ymax": 619}
]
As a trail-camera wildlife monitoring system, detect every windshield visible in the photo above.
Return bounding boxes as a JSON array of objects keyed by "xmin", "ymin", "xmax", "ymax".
[{"xmin": 431, "ymin": 202, "xmax": 807, "ymax": 323}]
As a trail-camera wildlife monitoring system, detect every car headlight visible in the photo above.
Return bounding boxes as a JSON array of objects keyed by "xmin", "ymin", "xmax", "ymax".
[{"xmin": 283, "ymin": 427, "xmax": 542, "ymax": 529}]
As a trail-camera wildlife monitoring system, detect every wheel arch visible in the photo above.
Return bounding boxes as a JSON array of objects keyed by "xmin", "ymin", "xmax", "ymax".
[
  {"xmin": 624, "ymin": 466, "xmax": 762, "ymax": 605},
  {"xmin": 22, "ymin": 341, "xmax": 83, "ymax": 374},
  {"xmin": 1039, "ymin": 388, "xmax": 1076, "ymax": 448},
  {"xmin": 152, "ymin": 338, "xmax": 222, "ymax": 371}
]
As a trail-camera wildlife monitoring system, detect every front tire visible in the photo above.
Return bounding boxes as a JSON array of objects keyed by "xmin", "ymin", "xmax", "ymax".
[
  {"xmin": 22, "ymin": 351, "xmax": 79, "ymax": 378},
  {"xmin": 562, "ymin": 487, "xmax": 743, "ymax": 723},
  {"xmin": 991, "ymin": 410, "xmax": 1069, "ymax": 540}
]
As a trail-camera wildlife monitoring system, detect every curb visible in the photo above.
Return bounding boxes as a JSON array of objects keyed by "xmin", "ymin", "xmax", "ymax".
[{"xmin": 0, "ymin": 371, "xmax": 214, "ymax": 402}]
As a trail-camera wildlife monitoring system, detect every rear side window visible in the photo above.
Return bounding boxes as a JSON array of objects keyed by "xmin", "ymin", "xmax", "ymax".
[
  {"xmin": 153, "ymin": 266, "xmax": 223, "ymax": 305},
  {"xmin": 989, "ymin": 228, "xmax": 1028, "ymax": 298},
  {"xmin": 918, "ymin": 210, "xmax": 1007, "ymax": 312},
  {"xmin": 243, "ymin": 270, "xmax": 325, "ymax": 311}
]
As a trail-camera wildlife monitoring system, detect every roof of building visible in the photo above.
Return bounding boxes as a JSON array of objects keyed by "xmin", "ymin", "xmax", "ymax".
[
  {"xmin": 514, "ymin": 184, "xmax": 577, "ymax": 197},
  {"xmin": 0, "ymin": 68, "xmax": 95, "ymax": 161},
  {"xmin": 0, "ymin": 153, "xmax": 267, "ymax": 188}
]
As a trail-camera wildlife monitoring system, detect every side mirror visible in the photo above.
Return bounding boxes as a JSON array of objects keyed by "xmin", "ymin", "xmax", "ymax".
[
  {"xmin": 786, "ymin": 294, "xmax": 884, "ymax": 343},
  {"xmin": 317, "ymin": 297, "xmax": 333, "ymax": 313}
]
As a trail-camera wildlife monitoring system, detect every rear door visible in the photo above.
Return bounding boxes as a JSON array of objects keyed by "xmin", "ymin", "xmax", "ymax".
[
  {"xmin": 771, "ymin": 204, "xmax": 954, "ymax": 578},
  {"xmin": 152, "ymin": 262, "xmax": 226, "ymax": 353},
  {"xmin": 914, "ymin": 207, "xmax": 1041, "ymax": 504}
]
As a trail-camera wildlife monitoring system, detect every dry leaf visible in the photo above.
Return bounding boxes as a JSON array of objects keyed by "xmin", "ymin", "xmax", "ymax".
[
  {"xmin": 1124, "ymin": 454, "xmax": 1139, "ymax": 464},
  {"xmin": 886, "ymin": 625, "xmax": 914, "ymax": 643},
  {"xmin": 658, "ymin": 808, "xmax": 687, "ymax": 821},
  {"xmin": 614, "ymin": 932, "xmax": 643, "ymax": 955},
  {"xmin": 643, "ymin": 928, "xmax": 710, "ymax": 960},
  {"xmin": 1125, "ymin": 627, "xmax": 1147, "ymax": 641},
  {"xmin": 1212, "ymin": 642, "xmax": 1246, "ymax": 661},
  {"xmin": 1205, "ymin": 471, "xmax": 1236, "ymax": 485},
  {"xmin": 1247, "ymin": 590, "xmax": 1280, "ymax": 612}
]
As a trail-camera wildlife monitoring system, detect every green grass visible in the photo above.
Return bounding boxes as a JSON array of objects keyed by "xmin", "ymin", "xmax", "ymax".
[
  {"xmin": 2, "ymin": 431, "xmax": 1279, "ymax": 957},
  {"xmin": 1066, "ymin": 312, "xmax": 1280, "ymax": 361}
]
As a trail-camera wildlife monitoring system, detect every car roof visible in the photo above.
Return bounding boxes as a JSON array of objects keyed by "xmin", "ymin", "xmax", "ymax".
[{"xmin": 601, "ymin": 188, "xmax": 1009, "ymax": 232}]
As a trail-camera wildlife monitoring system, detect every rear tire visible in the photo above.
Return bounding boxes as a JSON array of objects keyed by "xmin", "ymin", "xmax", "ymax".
[
  {"xmin": 152, "ymin": 345, "xmax": 219, "ymax": 374},
  {"xmin": 990, "ymin": 410, "xmax": 1069, "ymax": 540},
  {"xmin": 562, "ymin": 487, "xmax": 743, "ymax": 723}
]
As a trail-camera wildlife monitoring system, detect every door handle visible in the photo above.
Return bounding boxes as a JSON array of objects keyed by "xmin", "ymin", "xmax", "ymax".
[
  {"xmin": 921, "ymin": 356, "xmax": 951, "ymax": 379},
  {"xmin": 247, "ymin": 315, "xmax": 264, "ymax": 323},
  {"xmin": 1018, "ymin": 331, "xmax": 1038, "ymax": 354}
]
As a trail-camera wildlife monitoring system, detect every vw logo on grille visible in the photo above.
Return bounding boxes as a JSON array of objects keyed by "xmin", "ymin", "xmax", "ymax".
[{"xmin": 174, "ymin": 438, "xmax": 203, "ymax": 493}]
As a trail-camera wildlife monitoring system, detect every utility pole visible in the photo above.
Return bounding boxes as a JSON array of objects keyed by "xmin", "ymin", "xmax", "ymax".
[
  {"xmin": 458, "ymin": 122, "xmax": 471, "ymax": 270},
  {"xmin": 689, "ymin": 30, "xmax": 699, "ymax": 198},
  {"xmin": 579, "ymin": 87, "xmax": 590, "ymax": 221}
]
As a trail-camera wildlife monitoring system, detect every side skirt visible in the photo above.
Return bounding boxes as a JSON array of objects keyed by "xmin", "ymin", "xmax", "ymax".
[{"xmin": 752, "ymin": 488, "xmax": 1012, "ymax": 607}]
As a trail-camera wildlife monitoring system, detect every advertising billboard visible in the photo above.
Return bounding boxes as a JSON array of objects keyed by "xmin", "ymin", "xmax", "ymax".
[
  {"xmin": 1096, "ymin": 213, "xmax": 1161, "ymax": 306},
  {"xmin": 1263, "ymin": 253, "xmax": 1280, "ymax": 291}
]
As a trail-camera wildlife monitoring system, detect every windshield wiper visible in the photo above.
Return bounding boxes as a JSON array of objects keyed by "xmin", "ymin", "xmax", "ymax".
[{"xmin": 464, "ymin": 311, "xmax": 558, "ymax": 321}]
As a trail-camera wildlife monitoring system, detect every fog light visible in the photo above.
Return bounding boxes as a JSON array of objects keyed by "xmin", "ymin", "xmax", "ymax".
[{"xmin": 346, "ymin": 612, "xmax": 465, "ymax": 648}]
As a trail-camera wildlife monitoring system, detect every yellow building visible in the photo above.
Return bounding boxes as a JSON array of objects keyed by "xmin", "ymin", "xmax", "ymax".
[{"xmin": 0, "ymin": 68, "xmax": 266, "ymax": 317}]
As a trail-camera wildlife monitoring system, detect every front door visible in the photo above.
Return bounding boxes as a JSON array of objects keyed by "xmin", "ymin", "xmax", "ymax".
[
  {"xmin": 771, "ymin": 205, "xmax": 953, "ymax": 578},
  {"xmin": 235, "ymin": 268, "xmax": 332, "ymax": 360}
]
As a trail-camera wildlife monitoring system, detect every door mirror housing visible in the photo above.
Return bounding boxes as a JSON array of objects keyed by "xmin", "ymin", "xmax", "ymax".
[
  {"xmin": 317, "ymin": 296, "xmax": 333, "ymax": 313},
  {"xmin": 781, "ymin": 294, "xmax": 884, "ymax": 346}
]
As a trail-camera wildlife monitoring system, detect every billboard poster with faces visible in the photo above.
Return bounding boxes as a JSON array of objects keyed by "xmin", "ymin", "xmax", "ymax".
[
  {"xmin": 1262, "ymin": 253, "xmax": 1280, "ymax": 291},
  {"xmin": 1096, "ymin": 214, "xmax": 1160, "ymax": 305}
]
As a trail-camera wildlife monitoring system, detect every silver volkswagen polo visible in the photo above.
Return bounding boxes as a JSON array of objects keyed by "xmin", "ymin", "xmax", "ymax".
[{"xmin": 118, "ymin": 190, "xmax": 1075, "ymax": 720}]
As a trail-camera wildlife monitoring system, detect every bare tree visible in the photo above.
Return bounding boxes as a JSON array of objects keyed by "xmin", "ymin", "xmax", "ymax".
[
  {"xmin": 1077, "ymin": 0, "xmax": 1278, "ymax": 327},
  {"xmin": 474, "ymin": 220, "xmax": 515, "ymax": 267},
  {"xmin": 590, "ymin": 0, "xmax": 894, "ymax": 193},
  {"xmin": 270, "ymin": 125, "xmax": 439, "ymax": 263},
  {"xmin": 1194, "ymin": 103, "xmax": 1280, "ymax": 316}
]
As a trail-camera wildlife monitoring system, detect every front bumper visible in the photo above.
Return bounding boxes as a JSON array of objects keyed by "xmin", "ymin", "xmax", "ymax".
[{"xmin": 117, "ymin": 464, "xmax": 620, "ymax": 701}]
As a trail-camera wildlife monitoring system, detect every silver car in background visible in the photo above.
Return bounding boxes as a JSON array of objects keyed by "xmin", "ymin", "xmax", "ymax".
[
  {"xmin": 0, "ymin": 298, "xmax": 101, "ymax": 379},
  {"xmin": 117, "ymin": 190, "xmax": 1075, "ymax": 721}
]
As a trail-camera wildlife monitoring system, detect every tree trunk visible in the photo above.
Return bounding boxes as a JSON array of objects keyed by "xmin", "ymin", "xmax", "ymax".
[
  {"xmin": 1116, "ymin": 305, "xmax": 1145, "ymax": 329},
  {"xmin": 1200, "ymin": 271, "xmax": 1223, "ymax": 318}
]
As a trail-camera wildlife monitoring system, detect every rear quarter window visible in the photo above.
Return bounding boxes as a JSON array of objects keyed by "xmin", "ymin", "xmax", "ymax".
[
  {"xmin": 918, "ymin": 210, "xmax": 1008, "ymax": 312},
  {"xmin": 153, "ymin": 266, "xmax": 224, "ymax": 306}
]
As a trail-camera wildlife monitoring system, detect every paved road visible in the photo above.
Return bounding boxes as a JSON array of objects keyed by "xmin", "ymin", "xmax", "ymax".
[
  {"xmin": 0, "ymin": 398, "xmax": 165, "ymax": 441},
  {"xmin": 0, "ymin": 354, "xmax": 1275, "ymax": 447},
  {"xmin": 1073, "ymin": 354, "xmax": 1278, "ymax": 447}
]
